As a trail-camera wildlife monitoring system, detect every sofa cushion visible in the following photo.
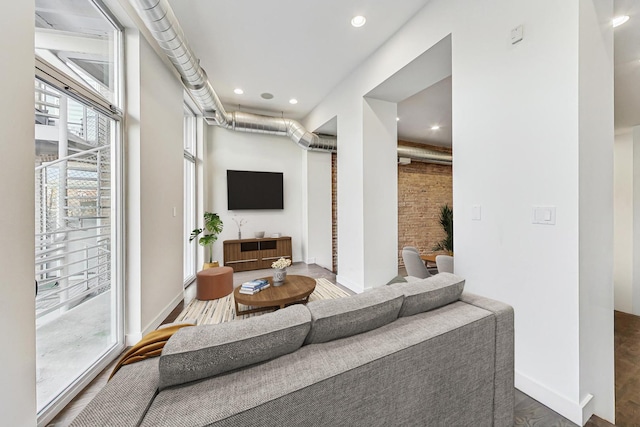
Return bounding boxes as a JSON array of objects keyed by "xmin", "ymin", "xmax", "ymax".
[
  {"xmin": 158, "ymin": 304, "xmax": 311, "ymax": 390},
  {"xmin": 304, "ymin": 286, "xmax": 403, "ymax": 344},
  {"xmin": 396, "ymin": 272, "xmax": 465, "ymax": 317},
  {"xmin": 141, "ymin": 302, "xmax": 497, "ymax": 427}
]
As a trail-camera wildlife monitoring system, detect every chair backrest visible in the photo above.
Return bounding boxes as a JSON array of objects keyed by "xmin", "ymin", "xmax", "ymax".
[
  {"xmin": 435, "ymin": 254, "xmax": 454, "ymax": 274},
  {"xmin": 402, "ymin": 249, "xmax": 431, "ymax": 279},
  {"xmin": 402, "ymin": 246, "xmax": 420, "ymax": 254}
]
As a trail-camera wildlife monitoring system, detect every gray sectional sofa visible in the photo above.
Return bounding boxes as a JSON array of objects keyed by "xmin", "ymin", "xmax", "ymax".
[{"xmin": 71, "ymin": 273, "xmax": 514, "ymax": 427}]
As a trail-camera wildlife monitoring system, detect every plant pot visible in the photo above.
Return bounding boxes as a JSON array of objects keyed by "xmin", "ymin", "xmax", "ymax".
[
  {"xmin": 272, "ymin": 268, "xmax": 287, "ymax": 286},
  {"xmin": 203, "ymin": 261, "xmax": 219, "ymax": 270}
]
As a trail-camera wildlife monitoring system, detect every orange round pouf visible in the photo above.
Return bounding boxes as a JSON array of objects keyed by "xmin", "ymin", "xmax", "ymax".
[{"xmin": 196, "ymin": 266, "xmax": 234, "ymax": 300}]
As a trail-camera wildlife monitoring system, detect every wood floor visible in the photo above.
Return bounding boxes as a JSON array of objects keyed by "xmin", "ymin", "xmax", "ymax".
[
  {"xmin": 47, "ymin": 268, "xmax": 639, "ymax": 426},
  {"xmin": 615, "ymin": 310, "xmax": 640, "ymax": 426}
]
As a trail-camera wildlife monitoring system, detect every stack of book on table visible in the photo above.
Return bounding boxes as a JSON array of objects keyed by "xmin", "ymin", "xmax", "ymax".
[{"xmin": 239, "ymin": 279, "xmax": 270, "ymax": 295}]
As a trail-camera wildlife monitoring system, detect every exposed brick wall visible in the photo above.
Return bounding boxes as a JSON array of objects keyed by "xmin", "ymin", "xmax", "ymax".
[
  {"xmin": 331, "ymin": 153, "xmax": 338, "ymax": 273},
  {"xmin": 397, "ymin": 141, "xmax": 452, "ymax": 266},
  {"xmin": 330, "ymin": 143, "xmax": 452, "ymax": 271}
]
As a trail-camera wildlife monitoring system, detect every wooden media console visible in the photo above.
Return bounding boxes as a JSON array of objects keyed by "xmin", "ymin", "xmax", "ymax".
[{"xmin": 223, "ymin": 236, "xmax": 292, "ymax": 272}]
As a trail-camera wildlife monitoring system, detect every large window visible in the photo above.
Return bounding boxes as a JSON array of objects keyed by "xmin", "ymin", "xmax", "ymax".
[
  {"xmin": 35, "ymin": 0, "xmax": 121, "ymax": 107},
  {"xmin": 184, "ymin": 105, "xmax": 197, "ymax": 284},
  {"xmin": 34, "ymin": 0, "xmax": 123, "ymax": 424}
]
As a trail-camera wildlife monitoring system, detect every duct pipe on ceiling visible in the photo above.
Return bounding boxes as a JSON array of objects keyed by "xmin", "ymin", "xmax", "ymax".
[
  {"xmin": 397, "ymin": 145, "xmax": 452, "ymax": 165},
  {"xmin": 128, "ymin": 0, "xmax": 336, "ymax": 152},
  {"xmin": 128, "ymin": 0, "xmax": 451, "ymax": 164}
]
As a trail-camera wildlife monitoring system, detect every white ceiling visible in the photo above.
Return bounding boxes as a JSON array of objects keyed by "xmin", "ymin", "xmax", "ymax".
[
  {"xmin": 397, "ymin": 77, "xmax": 452, "ymax": 147},
  {"xmin": 167, "ymin": 0, "xmax": 638, "ymax": 146},
  {"xmin": 169, "ymin": 0, "xmax": 432, "ymax": 120},
  {"xmin": 614, "ymin": 0, "xmax": 640, "ymax": 133}
]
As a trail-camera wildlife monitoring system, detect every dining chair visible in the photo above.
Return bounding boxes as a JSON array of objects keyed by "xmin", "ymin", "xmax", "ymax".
[
  {"xmin": 402, "ymin": 247, "xmax": 431, "ymax": 279},
  {"xmin": 435, "ymin": 254, "xmax": 454, "ymax": 274}
]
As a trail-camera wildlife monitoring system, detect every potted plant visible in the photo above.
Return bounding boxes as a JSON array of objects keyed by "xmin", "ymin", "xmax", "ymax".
[
  {"xmin": 432, "ymin": 204, "xmax": 453, "ymax": 255},
  {"xmin": 190, "ymin": 212, "xmax": 224, "ymax": 270}
]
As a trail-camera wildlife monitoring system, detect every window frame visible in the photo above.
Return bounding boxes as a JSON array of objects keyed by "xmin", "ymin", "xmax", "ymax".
[
  {"xmin": 183, "ymin": 104, "xmax": 198, "ymax": 286},
  {"xmin": 34, "ymin": 1, "xmax": 125, "ymax": 424}
]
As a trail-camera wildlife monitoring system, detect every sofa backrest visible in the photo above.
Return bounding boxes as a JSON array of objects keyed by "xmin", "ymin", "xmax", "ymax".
[
  {"xmin": 158, "ymin": 304, "xmax": 311, "ymax": 390},
  {"xmin": 394, "ymin": 272, "xmax": 465, "ymax": 317},
  {"xmin": 304, "ymin": 286, "xmax": 404, "ymax": 345},
  {"xmin": 157, "ymin": 273, "xmax": 466, "ymax": 390}
]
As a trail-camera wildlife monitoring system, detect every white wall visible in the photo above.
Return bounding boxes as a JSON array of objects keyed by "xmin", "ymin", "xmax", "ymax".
[
  {"xmin": 207, "ymin": 127, "xmax": 307, "ymax": 263},
  {"xmin": 0, "ymin": 3, "xmax": 36, "ymax": 425},
  {"xmin": 304, "ymin": 0, "xmax": 614, "ymax": 424},
  {"xmin": 302, "ymin": 151, "xmax": 333, "ymax": 269},
  {"xmin": 614, "ymin": 131, "xmax": 633, "ymax": 313},
  {"xmin": 577, "ymin": 1, "xmax": 614, "ymax": 420},
  {"xmin": 362, "ymin": 98, "xmax": 398, "ymax": 288},
  {"xmin": 126, "ymin": 32, "xmax": 184, "ymax": 343}
]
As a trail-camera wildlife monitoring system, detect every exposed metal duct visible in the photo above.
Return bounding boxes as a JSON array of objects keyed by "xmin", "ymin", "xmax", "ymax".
[
  {"xmin": 128, "ymin": 0, "xmax": 336, "ymax": 152},
  {"xmin": 397, "ymin": 145, "xmax": 452, "ymax": 165},
  {"xmin": 128, "ymin": 0, "xmax": 451, "ymax": 164}
]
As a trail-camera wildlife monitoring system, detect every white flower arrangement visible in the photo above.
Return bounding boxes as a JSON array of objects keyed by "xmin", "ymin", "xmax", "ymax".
[{"xmin": 271, "ymin": 257, "xmax": 292, "ymax": 270}]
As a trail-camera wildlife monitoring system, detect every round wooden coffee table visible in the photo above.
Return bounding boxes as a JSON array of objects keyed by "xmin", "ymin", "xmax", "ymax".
[{"xmin": 233, "ymin": 275, "xmax": 316, "ymax": 316}]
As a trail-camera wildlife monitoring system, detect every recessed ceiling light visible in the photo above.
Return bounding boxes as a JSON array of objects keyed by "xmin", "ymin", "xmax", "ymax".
[
  {"xmin": 261, "ymin": 93, "xmax": 274, "ymax": 100},
  {"xmin": 396, "ymin": 117, "xmax": 400, "ymax": 121},
  {"xmin": 289, "ymin": 98, "xmax": 298, "ymax": 105},
  {"xmin": 233, "ymin": 88, "xmax": 244, "ymax": 95},
  {"xmin": 351, "ymin": 15, "xmax": 366, "ymax": 28},
  {"xmin": 613, "ymin": 15, "xmax": 630, "ymax": 28},
  {"xmin": 431, "ymin": 125, "xmax": 440, "ymax": 130}
]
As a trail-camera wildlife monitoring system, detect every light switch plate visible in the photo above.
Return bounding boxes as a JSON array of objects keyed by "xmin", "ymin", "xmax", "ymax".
[
  {"xmin": 511, "ymin": 25, "xmax": 524, "ymax": 45},
  {"xmin": 532, "ymin": 206, "xmax": 556, "ymax": 225},
  {"xmin": 472, "ymin": 205, "xmax": 482, "ymax": 221}
]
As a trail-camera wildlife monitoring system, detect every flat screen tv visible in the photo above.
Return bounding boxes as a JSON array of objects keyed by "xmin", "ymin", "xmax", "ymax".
[{"xmin": 227, "ymin": 170, "xmax": 284, "ymax": 210}]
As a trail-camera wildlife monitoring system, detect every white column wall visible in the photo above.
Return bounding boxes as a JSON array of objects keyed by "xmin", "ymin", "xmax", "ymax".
[
  {"xmin": 362, "ymin": 98, "xmax": 398, "ymax": 289},
  {"xmin": 126, "ymin": 32, "xmax": 185, "ymax": 343},
  {"xmin": 301, "ymin": 151, "xmax": 333, "ymax": 269},
  {"xmin": 207, "ymin": 127, "xmax": 305, "ymax": 263},
  {"xmin": 335, "ymin": 98, "xmax": 366, "ymax": 290},
  {"xmin": 577, "ymin": 1, "xmax": 614, "ymax": 421},
  {"xmin": 0, "ymin": 2, "xmax": 36, "ymax": 426},
  {"xmin": 614, "ymin": 131, "xmax": 633, "ymax": 313},
  {"xmin": 304, "ymin": 0, "xmax": 613, "ymax": 423},
  {"xmin": 125, "ymin": 30, "xmax": 143, "ymax": 343}
]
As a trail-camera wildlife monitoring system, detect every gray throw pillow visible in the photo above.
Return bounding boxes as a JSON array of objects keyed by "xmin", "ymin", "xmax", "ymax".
[
  {"xmin": 158, "ymin": 304, "xmax": 311, "ymax": 390},
  {"xmin": 304, "ymin": 286, "xmax": 404, "ymax": 345},
  {"xmin": 395, "ymin": 272, "xmax": 465, "ymax": 317}
]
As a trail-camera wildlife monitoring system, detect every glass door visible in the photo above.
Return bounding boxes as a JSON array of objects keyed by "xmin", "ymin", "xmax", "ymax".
[
  {"xmin": 34, "ymin": 0, "xmax": 124, "ymax": 422},
  {"xmin": 34, "ymin": 79, "xmax": 123, "ymax": 418}
]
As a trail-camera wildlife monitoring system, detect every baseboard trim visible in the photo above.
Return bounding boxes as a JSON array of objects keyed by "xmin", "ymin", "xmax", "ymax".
[
  {"xmin": 125, "ymin": 332, "xmax": 142, "ymax": 346},
  {"xmin": 336, "ymin": 275, "xmax": 362, "ymax": 293},
  {"xmin": 581, "ymin": 393, "xmax": 595, "ymax": 426},
  {"xmin": 515, "ymin": 370, "xmax": 591, "ymax": 425},
  {"xmin": 126, "ymin": 290, "xmax": 183, "ymax": 346},
  {"xmin": 142, "ymin": 291, "xmax": 184, "ymax": 336}
]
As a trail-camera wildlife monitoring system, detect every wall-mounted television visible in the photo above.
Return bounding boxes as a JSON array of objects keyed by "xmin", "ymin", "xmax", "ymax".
[{"xmin": 227, "ymin": 170, "xmax": 284, "ymax": 210}]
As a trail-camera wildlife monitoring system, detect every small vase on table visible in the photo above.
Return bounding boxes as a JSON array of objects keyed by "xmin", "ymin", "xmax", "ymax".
[
  {"xmin": 272, "ymin": 268, "xmax": 287, "ymax": 286},
  {"xmin": 271, "ymin": 257, "xmax": 292, "ymax": 287}
]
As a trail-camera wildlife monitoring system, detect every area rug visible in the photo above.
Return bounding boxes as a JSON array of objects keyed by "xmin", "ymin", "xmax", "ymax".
[{"xmin": 175, "ymin": 278, "xmax": 350, "ymax": 325}]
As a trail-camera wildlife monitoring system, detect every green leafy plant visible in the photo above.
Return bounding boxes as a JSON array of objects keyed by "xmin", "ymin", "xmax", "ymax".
[
  {"xmin": 189, "ymin": 212, "xmax": 224, "ymax": 263},
  {"xmin": 432, "ymin": 204, "xmax": 453, "ymax": 254}
]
